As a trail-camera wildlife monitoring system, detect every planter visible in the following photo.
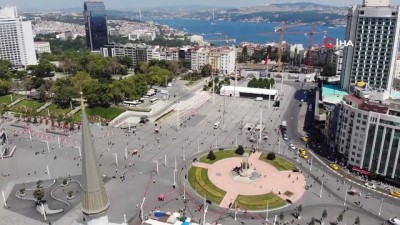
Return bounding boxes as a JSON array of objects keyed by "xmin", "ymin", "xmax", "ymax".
[
  {"xmin": 18, "ymin": 192, "xmax": 26, "ymax": 197},
  {"xmin": 66, "ymin": 195, "xmax": 75, "ymax": 200}
]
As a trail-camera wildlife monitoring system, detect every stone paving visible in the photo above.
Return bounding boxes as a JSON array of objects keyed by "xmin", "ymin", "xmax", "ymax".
[
  {"xmin": 193, "ymin": 151, "xmax": 306, "ymax": 208},
  {"xmin": 0, "ymin": 82, "xmax": 398, "ymax": 225}
]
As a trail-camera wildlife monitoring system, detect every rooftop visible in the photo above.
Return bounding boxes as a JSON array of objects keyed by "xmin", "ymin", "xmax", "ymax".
[{"xmin": 322, "ymin": 84, "xmax": 348, "ymax": 104}]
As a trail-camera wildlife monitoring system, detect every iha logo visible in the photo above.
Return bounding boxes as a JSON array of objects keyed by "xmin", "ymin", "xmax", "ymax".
[{"xmin": 324, "ymin": 37, "xmax": 354, "ymax": 49}]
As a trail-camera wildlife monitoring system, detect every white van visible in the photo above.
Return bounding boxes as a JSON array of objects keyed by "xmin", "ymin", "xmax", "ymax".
[
  {"xmin": 255, "ymin": 97, "xmax": 263, "ymax": 101},
  {"xmin": 214, "ymin": 121, "xmax": 220, "ymax": 129}
]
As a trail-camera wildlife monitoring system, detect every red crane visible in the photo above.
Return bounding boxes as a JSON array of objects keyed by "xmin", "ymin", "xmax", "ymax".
[
  {"xmin": 306, "ymin": 25, "xmax": 327, "ymax": 73},
  {"xmin": 258, "ymin": 23, "xmax": 306, "ymax": 72}
]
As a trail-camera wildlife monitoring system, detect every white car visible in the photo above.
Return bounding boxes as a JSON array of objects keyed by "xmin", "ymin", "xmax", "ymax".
[
  {"xmin": 289, "ymin": 143, "xmax": 296, "ymax": 150},
  {"xmin": 388, "ymin": 218, "xmax": 400, "ymax": 225},
  {"xmin": 364, "ymin": 182, "xmax": 376, "ymax": 189}
]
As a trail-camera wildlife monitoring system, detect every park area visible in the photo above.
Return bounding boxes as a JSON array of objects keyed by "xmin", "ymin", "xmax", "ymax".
[
  {"xmin": 259, "ymin": 153, "xmax": 297, "ymax": 171},
  {"xmin": 10, "ymin": 100, "xmax": 45, "ymax": 114},
  {"xmin": 72, "ymin": 106, "xmax": 125, "ymax": 123},
  {"xmin": 199, "ymin": 149, "xmax": 251, "ymax": 164},
  {"xmin": 189, "ymin": 149, "xmax": 306, "ymax": 210},
  {"xmin": 188, "ymin": 166, "xmax": 226, "ymax": 204}
]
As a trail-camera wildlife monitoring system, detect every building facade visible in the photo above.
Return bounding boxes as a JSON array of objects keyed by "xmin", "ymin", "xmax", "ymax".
[
  {"xmin": 340, "ymin": 0, "xmax": 400, "ymax": 92},
  {"xmin": 34, "ymin": 41, "xmax": 51, "ymax": 54},
  {"xmin": 0, "ymin": 6, "xmax": 37, "ymax": 66},
  {"xmin": 191, "ymin": 46, "xmax": 236, "ymax": 74},
  {"xmin": 83, "ymin": 1, "xmax": 108, "ymax": 51},
  {"xmin": 334, "ymin": 93, "xmax": 400, "ymax": 179}
]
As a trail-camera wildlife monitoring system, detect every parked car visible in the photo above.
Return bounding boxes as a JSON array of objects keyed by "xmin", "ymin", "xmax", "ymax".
[
  {"xmin": 283, "ymin": 133, "xmax": 289, "ymax": 140},
  {"xmin": 289, "ymin": 143, "xmax": 296, "ymax": 150},
  {"xmin": 364, "ymin": 182, "xmax": 376, "ymax": 189}
]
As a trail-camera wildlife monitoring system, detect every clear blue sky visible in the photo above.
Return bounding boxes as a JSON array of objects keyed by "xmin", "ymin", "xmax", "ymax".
[{"xmin": 3, "ymin": 0, "xmax": 400, "ymax": 10}]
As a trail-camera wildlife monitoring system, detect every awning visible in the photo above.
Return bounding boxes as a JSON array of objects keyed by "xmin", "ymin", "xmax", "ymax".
[{"xmin": 352, "ymin": 166, "xmax": 370, "ymax": 175}]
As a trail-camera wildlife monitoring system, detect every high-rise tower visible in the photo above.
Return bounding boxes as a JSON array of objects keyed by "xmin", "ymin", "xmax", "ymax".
[
  {"xmin": 80, "ymin": 94, "xmax": 110, "ymax": 216},
  {"xmin": 83, "ymin": 1, "xmax": 109, "ymax": 51},
  {"xmin": 0, "ymin": 6, "xmax": 37, "ymax": 66},
  {"xmin": 340, "ymin": 0, "xmax": 400, "ymax": 92}
]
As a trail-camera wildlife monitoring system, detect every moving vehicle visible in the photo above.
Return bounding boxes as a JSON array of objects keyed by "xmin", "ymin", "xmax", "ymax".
[
  {"xmin": 330, "ymin": 164, "xmax": 339, "ymax": 170},
  {"xmin": 283, "ymin": 133, "xmax": 288, "ymax": 140},
  {"xmin": 391, "ymin": 191, "xmax": 400, "ymax": 198},
  {"xmin": 289, "ymin": 143, "xmax": 296, "ymax": 150},
  {"xmin": 364, "ymin": 182, "xmax": 376, "ymax": 189},
  {"xmin": 300, "ymin": 154, "xmax": 308, "ymax": 159},
  {"xmin": 300, "ymin": 136, "xmax": 309, "ymax": 142},
  {"xmin": 214, "ymin": 121, "xmax": 221, "ymax": 129},
  {"xmin": 139, "ymin": 116, "xmax": 149, "ymax": 124},
  {"xmin": 255, "ymin": 97, "xmax": 263, "ymax": 101},
  {"xmin": 388, "ymin": 218, "xmax": 400, "ymax": 225},
  {"xmin": 299, "ymin": 148, "xmax": 306, "ymax": 155}
]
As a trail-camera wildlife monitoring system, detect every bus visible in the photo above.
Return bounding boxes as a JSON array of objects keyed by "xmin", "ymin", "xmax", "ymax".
[
  {"xmin": 150, "ymin": 98, "xmax": 158, "ymax": 104},
  {"xmin": 123, "ymin": 101, "xmax": 138, "ymax": 107}
]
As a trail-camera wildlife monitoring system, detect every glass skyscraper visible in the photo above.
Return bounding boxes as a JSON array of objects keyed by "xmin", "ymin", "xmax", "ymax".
[{"xmin": 83, "ymin": 1, "xmax": 109, "ymax": 51}]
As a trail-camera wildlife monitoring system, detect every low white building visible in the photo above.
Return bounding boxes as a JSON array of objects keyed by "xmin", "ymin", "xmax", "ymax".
[
  {"xmin": 34, "ymin": 41, "xmax": 51, "ymax": 54},
  {"xmin": 189, "ymin": 35, "xmax": 203, "ymax": 43},
  {"xmin": 220, "ymin": 85, "xmax": 278, "ymax": 100}
]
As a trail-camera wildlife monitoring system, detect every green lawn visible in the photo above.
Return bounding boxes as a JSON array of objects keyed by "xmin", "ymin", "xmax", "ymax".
[
  {"xmin": 10, "ymin": 100, "xmax": 45, "ymax": 113},
  {"xmin": 39, "ymin": 103, "xmax": 71, "ymax": 117},
  {"xmin": 0, "ymin": 94, "xmax": 22, "ymax": 105},
  {"xmin": 259, "ymin": 153, "xmax": 297, "ymax": 171},
  {"xmin": 73, "ymin": 106, "xmax": 125, "ymax": 122},
  {"xmin": 199, "ymin": 150, "xmax": 251, "ymax": 164},
  {"xmin": 188, "ymin": 166, "xmax": 226, "ymax": 204},
  {"xmin": 235, "ymin": 192, "xmax": 287, "ymax": 210}
]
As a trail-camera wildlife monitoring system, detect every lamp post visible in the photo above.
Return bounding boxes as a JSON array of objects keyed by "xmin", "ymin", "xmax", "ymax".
[
  {"xmin": 379, "ymin": 198, "xmax": 383, "ymax": 215},
  {"xmin": 319, "ymin": 180, "xmax": 323, "ymax": 198}
]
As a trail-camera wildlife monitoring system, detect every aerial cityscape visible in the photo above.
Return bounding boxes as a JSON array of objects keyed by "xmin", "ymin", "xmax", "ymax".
[{"xmin": 1, "ymin": 0, "xmax": 400, "ymax": 225}]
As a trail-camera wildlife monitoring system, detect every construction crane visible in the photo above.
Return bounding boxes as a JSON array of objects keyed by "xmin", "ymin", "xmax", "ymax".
[
  {"xmin": 259, "ymin": 23, "xmax": 306, "ymax": 72},
  {"xmin": 206, "ymin": 35, "xmax": 236, "ymax": 46},
  {"xmin": 305, "ymin": 25, "xmax": 327, "ymax": 73}
]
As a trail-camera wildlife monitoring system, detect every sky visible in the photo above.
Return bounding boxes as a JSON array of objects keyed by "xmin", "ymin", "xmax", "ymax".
[{"xmin": 3, "ymin": 0, "xmax": 400, "ymax": 10}]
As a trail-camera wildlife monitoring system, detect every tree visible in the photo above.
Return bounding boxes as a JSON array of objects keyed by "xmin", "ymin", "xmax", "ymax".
[
  {"xmin": 33, "ymin": 188, "xmax": 45, "ymax": 202},
  {"xmin": 0, "ymin": 79, "xmax": 11, "ymax": 95},
  {"xmin": 207, "ymin": 150, "xmax": 216, "ymax": 160},
  {"xmin": 354, "ymin": 216, "xmax": 360, "ymax": 225},
  {"xmin": 117, "ymin": 56, "xmax": 133, "ymax": 69},
  {"xmin": 235, "ymin": 145, "xmax": 244, "ymax": 155},
  {"xmin": 201, "ymin": 64, "xmax": 212, "ymax": 77},
  {"xmin": 67, "ymin": 190, "xmax": 74, "ymax": 197},
  {"xmin": 320, "ymin": 63, "xmax": 336, "ymax": 77},
  {"xmin": 309, "ymin": 217, "xmax": 315, "ymax": 225},
  {"xmin": 266, "ymin": 152, "xmax": 276, "ymax": 160},
  {"xmin": 279, "ymin": 212, "xmax": 284, "ymax": 221},
  {"xmin": 32, "ymin": 60, "xmax": 56, "ymax": 78}
]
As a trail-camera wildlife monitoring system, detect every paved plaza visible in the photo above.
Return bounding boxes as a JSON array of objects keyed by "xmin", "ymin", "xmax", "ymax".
[
  {"xmin": 193, "ymin": 152, "xmax": 306, "ymax": 208},
  {"xmin": 0, "ymin": 81, "xmax": 398, "ymax": 225}
]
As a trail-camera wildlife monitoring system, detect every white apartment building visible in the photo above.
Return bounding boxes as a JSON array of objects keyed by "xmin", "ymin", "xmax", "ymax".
[
  {"xmin": 332, "ymin": 50, "xmax": 343, "ymax": 76},
  {"xmin": 34, "ymin": 41, "xmax": 51, "ymax": 54},
  {"xmin": 191, "ymin": 46, "xmax": 236, "ymax": 74},
  {"xmin": 219, "ymin": 47, "xmax": 236, "ymax": 75},
  {"xmin": 341, "ymin": 0, "xmax": 400, "ymax": 92},
  {"xmin": 336, "ymin": 93, "xmax": 400, "ymax": 179},
  {"xmin": 147, "ymin": 45, "xmax": 161, "ymax": 61},
  {"xmin": 0, "ymin": 6, "xmax": 37, "ymax": 66}
]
